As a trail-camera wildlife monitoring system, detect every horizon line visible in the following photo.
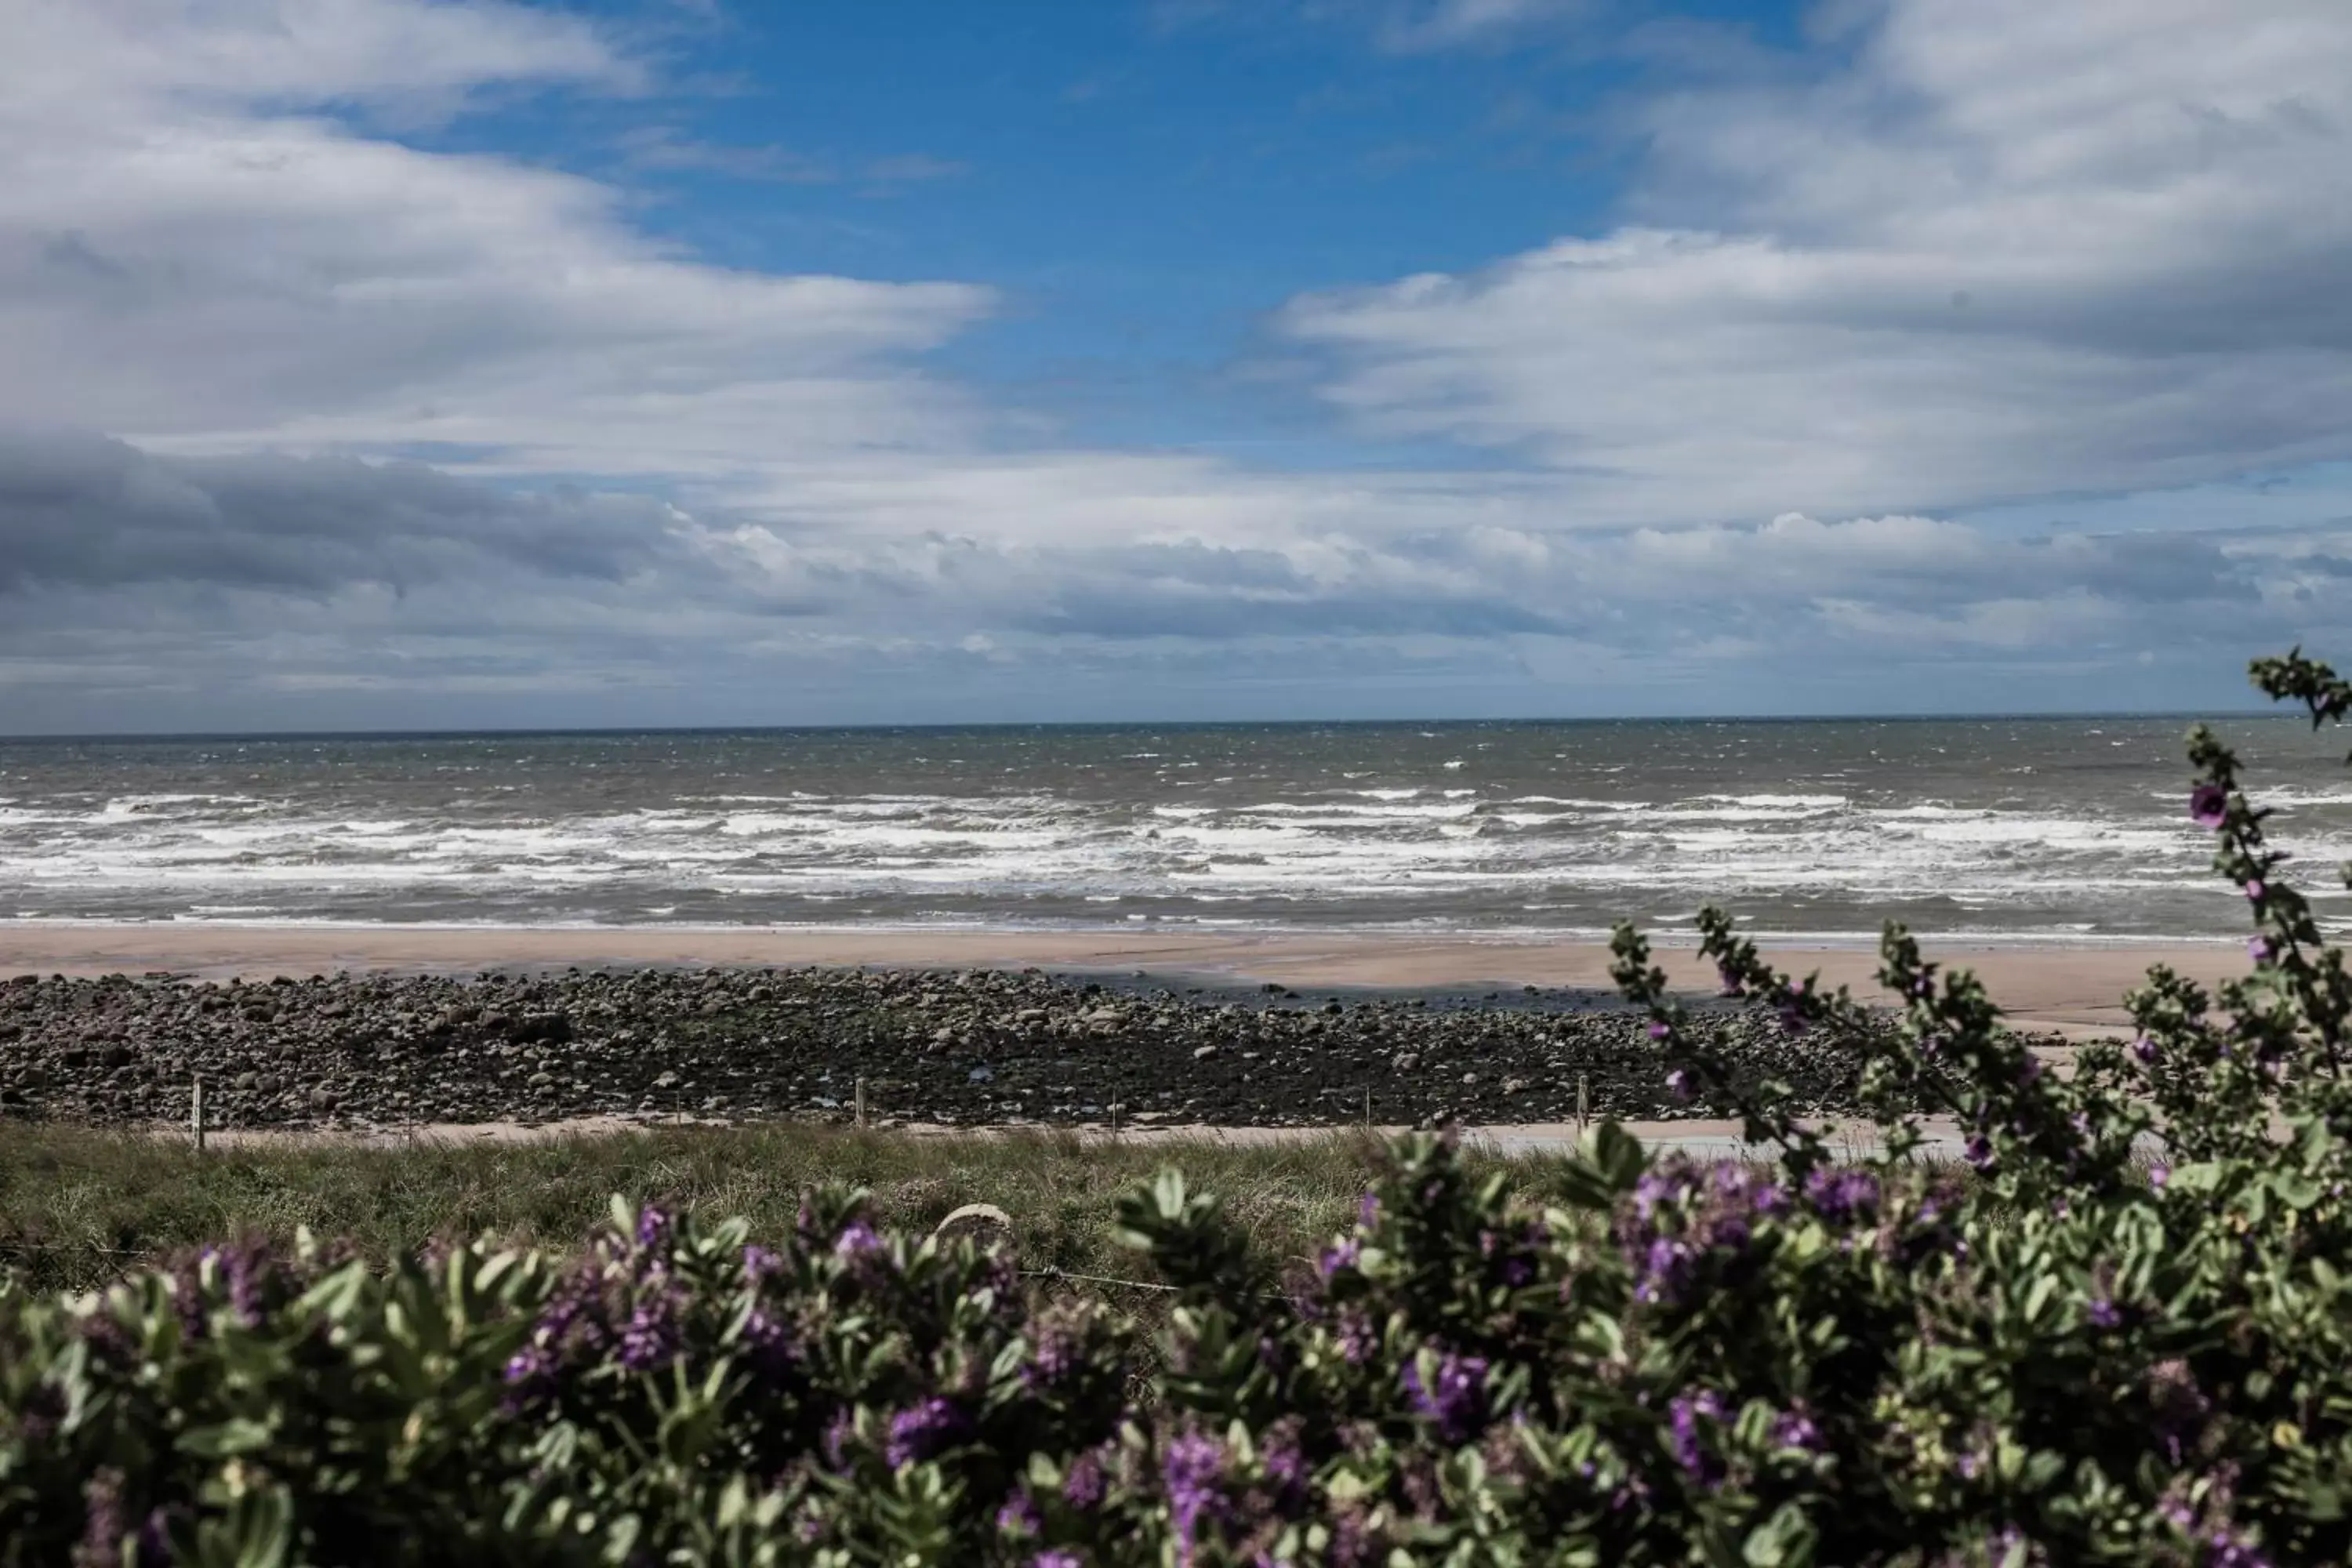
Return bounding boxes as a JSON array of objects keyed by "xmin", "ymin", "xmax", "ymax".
[{"xmin": 0, "ymin": 706, "xmax": 2290, "ymax": 746}]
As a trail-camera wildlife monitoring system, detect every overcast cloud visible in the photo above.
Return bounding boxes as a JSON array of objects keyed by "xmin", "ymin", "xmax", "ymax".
[{"xmin": 2, "ymin": 0, "xmax": 2350, "ymax": 728}]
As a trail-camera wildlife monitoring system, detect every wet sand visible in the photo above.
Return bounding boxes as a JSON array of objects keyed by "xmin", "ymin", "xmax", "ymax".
[{"xmin": 0, "ymin": 921, "xmax": 2245, "ymax": 1036}]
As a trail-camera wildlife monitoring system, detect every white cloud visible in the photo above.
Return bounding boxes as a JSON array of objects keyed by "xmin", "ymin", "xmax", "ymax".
[
  {"xmin": 0, "ymin": 430, "xmax": 2307, "ymax": 728},
  {"xmin": 0, "ymin": 0, "xmax": 993, "ymax": 472},
  {"xmin": 1375, "ymin": 0, "xmax": 1592, "ymax": 52},
  {"xmin": 1285, "ymin": 0, "xmax": 2352, "ymax": 524}
]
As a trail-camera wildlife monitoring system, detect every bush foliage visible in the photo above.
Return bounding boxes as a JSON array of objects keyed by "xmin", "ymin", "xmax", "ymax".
[{"xmin": 13, "ymin": 650, "xmax": 2352, "ymax": 1565}]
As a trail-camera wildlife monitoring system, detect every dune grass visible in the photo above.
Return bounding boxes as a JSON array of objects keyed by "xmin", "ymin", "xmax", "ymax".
[{"xmin": 0, "ymin": 1121, "xmax": 1598, "ymax": 1296}]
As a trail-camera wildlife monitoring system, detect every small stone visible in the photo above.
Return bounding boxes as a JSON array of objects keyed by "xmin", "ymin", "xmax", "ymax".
[
  {"xmin": 1461, "ymin": 1073, "xmax": 1479, "ymax": 1087},
  {"xmin": 1392, "ymin": 1052, "xmax": 1420, "ymax": 1073},
  {"xmin": 655, "ymin": 1070, "xmax": 680, "ymax": 1089},
  {"xmin": 1192, "ymin": 1044, "xmax": 1219, "ymax": 1062}
]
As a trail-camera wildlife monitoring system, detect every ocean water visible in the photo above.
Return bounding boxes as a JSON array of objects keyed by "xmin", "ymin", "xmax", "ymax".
[{"xmin": 0, "ymin": 716, "xmax": 2347, "ymax": 939}]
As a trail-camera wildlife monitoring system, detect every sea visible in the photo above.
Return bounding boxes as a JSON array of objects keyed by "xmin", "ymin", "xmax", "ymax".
[{"xmin": 0, "ymin": 716, "xmax": 2347, "ymax": 942}]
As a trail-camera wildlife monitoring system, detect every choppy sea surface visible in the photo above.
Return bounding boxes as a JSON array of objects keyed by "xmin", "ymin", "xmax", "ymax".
[{"xmin": 0, "ymin": 717, "xmax": 2346, "ymax": 940}]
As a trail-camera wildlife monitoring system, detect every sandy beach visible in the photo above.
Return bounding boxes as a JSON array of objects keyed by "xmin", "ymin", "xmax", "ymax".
[{"xmin": 0, "ymin": 921, "xmax": 2246, "ymax": 1037}]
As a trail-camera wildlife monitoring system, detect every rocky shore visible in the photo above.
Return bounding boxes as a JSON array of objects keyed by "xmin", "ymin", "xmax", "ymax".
[{"xmin": 0, "ymin": 964, "xmax": 1931, "ymax": 1132}]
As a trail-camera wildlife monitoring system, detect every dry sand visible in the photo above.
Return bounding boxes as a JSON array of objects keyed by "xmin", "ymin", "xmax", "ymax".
[
  {"xmin": 173, "ymin": 1112, "xmax": 1973, "ymax": 1160},
  {"xmin": 0, "ymin": 920, "xmax": 2246, "ymax": 1037}
]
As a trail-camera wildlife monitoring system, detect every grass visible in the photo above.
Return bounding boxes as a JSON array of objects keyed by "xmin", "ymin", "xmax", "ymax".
[{"xmin": 0, "ymin": 1122, "xmax": 1595, "ymax": 1297}]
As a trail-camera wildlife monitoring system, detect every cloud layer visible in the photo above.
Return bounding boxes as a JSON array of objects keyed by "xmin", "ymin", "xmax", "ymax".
[
  {"xmin": 0, "ymin": 428, "xmax": 2326, "ymax": 730},
  {"xmin": 0, "ymin": 0, "xmax": 990, "ymax": 475},
  {"xmin": 1286, "ymin": 0, "xmax": 2352, "ymax": 521},
  {"xmin": 2, "ymin": 0, "xmax": 2350, "ymax": 727}
]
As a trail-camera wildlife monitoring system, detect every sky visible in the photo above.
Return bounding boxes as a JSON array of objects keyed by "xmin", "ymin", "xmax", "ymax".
[{"xmin": 5, "ymin": 0, "xmax": 2352, "ymax": 732}]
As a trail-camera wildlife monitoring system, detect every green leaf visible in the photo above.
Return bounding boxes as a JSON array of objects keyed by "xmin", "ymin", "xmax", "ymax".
[
  {"xmin": 178, "ymin": 1417, "xmax": 275, "ymax": 1459},
  {"xmin": 1589, "ymin": 1122, "xmax": 1649, "ymax": 1193}
]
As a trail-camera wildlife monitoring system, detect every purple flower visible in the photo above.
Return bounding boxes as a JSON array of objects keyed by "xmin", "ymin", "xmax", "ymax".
[
  {"xmin": 2018, "ymin": 1054, "xmax": 2044, "ymax": 1085},
  {"xmin": 2207, "ymin": 1530, "xmax": 2273, "ymax": 1568},
  {"xmin": 1771, "ymin": 1410, "xmax": 1820, "ymax": 1452},
  {"xmin": 741, "ymin": 1308, "xmax": 797, "ymax": 1380},
  {"xmin": 1803, "ymin": 1168, "xmax": 1881, "ymax": 1224},
  {"xmin": 2133, "ymin": 1035, "xmax": 2160, "ymax": 1065},
  {"xmin": 1163, "ymin": 1432, "xmax": 1230, "ymax": 1563},
  {"xmin": 1647, "ymin": 1019, "xmax": 1671, "ymax": 1041},
  {"xmin": 135, "ymin": 1508, "xmax": 179, "ymax": 1566},
  {"xmin": 885, "ymin": 1398, "xmax": 969, "ymax": 1468},
  {"xmin": 214, "ymin": 1237, "xmax": 275, "ymax": 1330},
  {"xmin": 1034, "ymin": 1554, "xmax": 1083, "ymax": 1568},
  {"xmin": 1965, "ymin": 1135, "xmax": 1994, "ymax": 1172},
  {"xmin": 1665, "ymin": 1069, "xmax": 1692, "ymax": 1103},
  {"xmin": 1022, "ymin": 1315, "xmax": 1083, "ymax": 1390},
  {"xmin": 834, "ymin": 1220, "xmax": 884, "ymax": 1259},
  {"xmin": 1356, "ymin": 1193, "xmax": 1381, "ymax": 1229},
  {"xmin": 2087, "ymin": 1298, "xmax": 2121, "ymax": 1328},
  {"xmin": 1633, "ymin": 1168, "xmax": 1690, "ymax": 1219},
  {"xmin": 2245, "ymin": 880, "xmax": 2267, "ymax": 902},
  {"xmin": 1668, "ymin": 1391, "xmax": 1726, "ymax": 1485},
  {"xmin": 2190, "ymin": 784, "xmax": 2229, "ymax": 830},
  {"xmin": 1261, "ymin": 1421, "xmax": 1309, "ymax": 1503},
  {"xmin": 2249, "ymin": 935, "xmax": 2274, "ymax": 965},
  {"xmin": 634, "ymin": 1206, "xmax": 671, "ymax": 1249},
  {"xmin": 1401, "ymin": 1350, "xmax": 1491, "ymax": 1443},
  {"xmin": 742, "ymin": 1243, "xmax": 779, "ymax": 1278},
  {"xmin": 1635, "ymin": 1236, "xmax": 1692, "ymax": 1304},
  {"xmin": 822, "ymin": 1408, "xmax": 855, "ymax": 1468},
  {"xmin": 1316, "ymin": 1239, "xmax": 1360, "ymax": 1279},
  {"xmin": 619, "ymin": 1295, "xmax": 680, "ymax": 1371},
  {"xmin": 78, "ymin": 1467, "xmax": 128, "ymax": 1567},
  {"xmin": 1335, "ymin": 1307, "xmax": 1377, "ymax": 1364},
  {"xmin": 2149, "ymin": 1164, "xmax": 2169, "ymax": 1189},
  {"xmin": 1716, "ymin": 964, "xmax": 1743, "ymax": 997},
  {"xmin": 996, "ymin": 1490, "xmax": 1042, "ymax": 1535},
  {"xmin": 1062, "ymin": 1450, "xmax": 1107, "ymax": 1510}
]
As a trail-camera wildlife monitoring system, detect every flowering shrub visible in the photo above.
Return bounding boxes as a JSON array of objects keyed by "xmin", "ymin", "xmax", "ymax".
[{"xmin": 10, "ymin": 647, "xmax": 2352, "ymax": 1563}]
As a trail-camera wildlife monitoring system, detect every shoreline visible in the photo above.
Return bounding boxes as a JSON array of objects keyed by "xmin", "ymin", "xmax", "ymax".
[{"xmin": 0, "ymin": 919, "xmax": 2255, "ymax": 1036}]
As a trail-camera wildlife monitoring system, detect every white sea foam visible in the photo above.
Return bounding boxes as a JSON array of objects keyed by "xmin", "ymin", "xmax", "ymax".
[{"xmin": 3, "ymin": 724, "xmax": 2340, "ymax": 936}]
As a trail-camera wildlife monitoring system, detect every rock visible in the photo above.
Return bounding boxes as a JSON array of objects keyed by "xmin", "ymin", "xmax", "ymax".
[{"xmin": 0, "ymin": 960, "xmax": 1904, "ymax": 1133}]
